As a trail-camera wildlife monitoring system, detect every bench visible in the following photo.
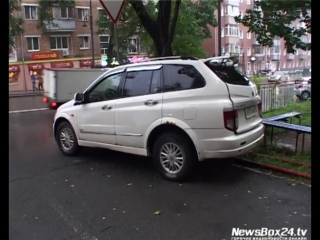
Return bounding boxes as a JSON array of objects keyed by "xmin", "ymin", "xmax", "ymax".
[
  {"xmin": 263, "ymin": 120, "xmax": 311, "ymax": 154},
  {"xmin": 263, "ymin": 111, "xmax": 302, "ymax": 124}
]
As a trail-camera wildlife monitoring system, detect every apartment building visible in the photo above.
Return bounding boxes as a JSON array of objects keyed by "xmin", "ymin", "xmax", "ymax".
[
  {"xmin": 9, "ymin": 0, "xmax": 144, "ymax": 92},
  {"xmin": 202, "ymin": 0, "xmax": 311, "ymax": 74}
]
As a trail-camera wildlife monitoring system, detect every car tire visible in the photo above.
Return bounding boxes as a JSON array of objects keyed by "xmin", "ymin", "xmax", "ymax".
[
  {"xmin": 56, "ymin": 121, "xmax": 82, "ymax": 156},
  {"xmin": 153, "ymin": 132, "xmax": 197, "ymax": 182},
  {"xmin": 301, "ymin": 91, "xmax": 310, "ymax": 101}
]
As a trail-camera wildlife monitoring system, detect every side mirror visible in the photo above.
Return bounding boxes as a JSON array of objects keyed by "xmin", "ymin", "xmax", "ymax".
[{"xmin": 74, "ymin": 93, "xmax": 84, "ymax": 103}]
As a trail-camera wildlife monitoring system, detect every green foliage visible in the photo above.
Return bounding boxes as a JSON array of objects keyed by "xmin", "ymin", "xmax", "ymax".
[
  {"xmin": 235, "ymin": 0, "xmax": 311, "ymax": 54},
  {"xmin": 97, "ymin": 0, "xmax": 217, "ymax": 57},
  {"xmin": 37, "ymin": 0, "xmax": 75, "ymax": 33},
  {"xmin": 9, "ymin": 0, "xmax": 24, "ymax": 49}
]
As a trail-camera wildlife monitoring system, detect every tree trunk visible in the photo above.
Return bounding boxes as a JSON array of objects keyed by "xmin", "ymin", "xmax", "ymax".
[{"xmin": 129, "ymin": 0, "xmax": 181, "ymax": 57}]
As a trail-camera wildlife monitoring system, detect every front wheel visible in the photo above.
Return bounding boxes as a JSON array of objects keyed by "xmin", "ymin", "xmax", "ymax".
[
  {"xmin": 300, "ymin": 91, "xmax": 310, "ymax": 101},
  {"xmin": 153, "ymin": 132, "xmax": 197, "ymax": 181},
  {"xmin": 56, "ymin": 121, "xmax": 82, "ymax": 156}
]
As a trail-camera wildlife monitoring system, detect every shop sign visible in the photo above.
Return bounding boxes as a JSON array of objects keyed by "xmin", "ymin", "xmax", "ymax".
[
  {"xmin": 80, "ymin": 60, "xmax": 92, "ymax": 67},
  {"xmin": 9, "ymin": 65, "xmax": 20, "ymax": 72},
  {"xmin": 50, "ymin": 61, "xmax": 74, "ymax": 68},
  {"xmin": 31, "ymin": 52, "xmax": 59, "ymax": 60},
  {"xmin": 28, "ymin": 63, "xmax": 44, "ymax": 71}
]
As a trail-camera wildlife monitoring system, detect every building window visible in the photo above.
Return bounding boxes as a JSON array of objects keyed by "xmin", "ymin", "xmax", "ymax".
[
  {"xmin": 247, "ymin": 47, "xmax": 251, "ymax": 56},
  {"xmin": 50, "ymin": 36, "xmax": 69, "ymax": 50},
  {"xmin": 239, "ymin": 11, "xmax": 243, "ymax": 17},
  {"xmin": 246, "ymin": 32, "xmax": 251, "ymax": 39},
  {"xmin": 79, "ymin": 36, "xmax": 90, "ymax": 49},
  {"xmin": 26, "ymin": 37, "xmax": 40, "ymax": 52},
  {"xmin": 283, "ymin": 62, "xmax": 286, "ymax": 69},
  {"xmin": 100, "ymin": 35, "xmax": 110, "ymax": 54},
  {"xmin": 226, "ymin": 44, "xmax": 236, "ymax": 53},
  {"xmin": 225, "ymin": 24, "xmax": 239, "ymax": 37},
  {"xmin": 246, "ymin": 62, "xmax": 251, "ymax": 71},
  {"xmin": 24, "ymin": 5, "xmax": 38, "ymax": 20},
  {"xmin": 271, "ymin": 46, "xmax": 280, "ymax": 54},
  {"xmin": 128, "ymin": 36, "xmax": 139, "ymax": 54},
  {"xmin": 221, "ymin": 47, "xmax": 225, "ymax": 55},
  {"xmin": 77, "ymin": 7, "xmax": 89, "ymax": 20},
  {"xmin": 253, "ymin": 46, "xmax": 264, "ymax": 55},
  {"xmin": 221, "ymin": 28, "xmax": 224, "ymax": 37},
  {"xmin": 60, "ymin": 6, "xmax": 74, "ymax": 18},
  {"xmin": 221, "ymin": 6, "xmax": 224, "ymax": 16},
  {"xmin": 98, "ymin": 9, "xmax": 109, "ymax": 24},
  {"xmin": 239, "ymin": 30, "xmax": 243, "ymax": 39},
  {"xmin": 225, "ymin": 5, "xmax": 239, "ymax": 16}
]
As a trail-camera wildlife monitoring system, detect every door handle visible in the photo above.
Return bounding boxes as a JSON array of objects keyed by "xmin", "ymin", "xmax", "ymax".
[
  {"xmin": 145, "ymin": 100, "xmax": 158, "ymax": 106},
  {"xmin": 102, "ymin": 105, "xmax": 112, "ymax": 110}
]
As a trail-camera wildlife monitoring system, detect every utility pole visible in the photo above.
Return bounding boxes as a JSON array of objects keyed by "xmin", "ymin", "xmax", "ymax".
[
  {"xmin": 89, "ymin": 0, "xmax": 95, "ymax": 68},
  {"xmin": 217, "ymin": 0, "xmax": 222, "ymax": 56}
]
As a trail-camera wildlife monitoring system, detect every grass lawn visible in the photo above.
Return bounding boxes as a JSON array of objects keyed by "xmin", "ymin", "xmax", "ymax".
[
  {"xmin": 263, "ymin": 100, "xmax": 311, "ymax": 126},
  {"xmin": 246, "ymin": 101, "xmax": 311, "ymax": 177}
]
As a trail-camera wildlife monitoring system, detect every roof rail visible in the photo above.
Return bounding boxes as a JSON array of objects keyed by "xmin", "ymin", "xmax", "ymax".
[{"xmin": 147, "ymin": 56, "xmax": 198, "ymax": 61}]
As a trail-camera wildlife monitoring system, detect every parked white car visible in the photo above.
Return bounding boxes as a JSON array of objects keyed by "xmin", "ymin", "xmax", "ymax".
[
  {"xmin": 53, "ymin": 56, "xmax": 264, "ymax": 181},
  {"xmin": 268, "ymin": 71, "xmax": 290, "ymax": 82}
]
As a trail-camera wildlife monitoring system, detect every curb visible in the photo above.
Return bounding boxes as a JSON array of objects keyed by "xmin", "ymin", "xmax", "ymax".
[
  {"xmin": 233, "ymin": 158, "xmax": 311, "ymax": 179},
  {"xmin": 9, "ymin": 93, "xmax": 43, "ymax": 98}
]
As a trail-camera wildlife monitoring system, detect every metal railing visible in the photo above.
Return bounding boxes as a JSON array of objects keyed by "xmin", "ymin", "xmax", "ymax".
[{"xmin": 259, "ymin": 83, "xmax": 295, "ymax": 113}]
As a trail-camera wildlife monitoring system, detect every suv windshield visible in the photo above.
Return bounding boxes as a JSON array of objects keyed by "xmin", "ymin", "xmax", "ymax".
[{"xmin": 205, "ymin": 61, "xmax": 250, "ymax": 86}]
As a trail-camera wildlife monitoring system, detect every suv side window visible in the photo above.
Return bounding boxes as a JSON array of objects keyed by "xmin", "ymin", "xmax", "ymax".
[
  {"xmin": 122, "ymin": 70, "xmax": 154, "ymax": 97},
  {"xmin": 163, "ymin": 64, "xmax": 205, "ymax": 92},
  {"xmin": 86, "ymin": 72, "xmax": 123, "ymax": 103}
]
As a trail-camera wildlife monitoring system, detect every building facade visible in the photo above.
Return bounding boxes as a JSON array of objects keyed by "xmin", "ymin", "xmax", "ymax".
[
  {"xmin": 202, "ymin": 0, "xmax": 311, "ymax": 75},
  {"xmin": 9, "ymin": 0, "xmax": 144, "ymax": 92}
]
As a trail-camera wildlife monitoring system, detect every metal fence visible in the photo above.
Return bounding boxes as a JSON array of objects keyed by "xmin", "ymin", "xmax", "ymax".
[{"xmin": 259, "ymin": 83, "xmax": 295, "ymax": 113}]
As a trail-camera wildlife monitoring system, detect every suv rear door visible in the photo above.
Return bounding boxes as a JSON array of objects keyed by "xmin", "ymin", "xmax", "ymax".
[
  {"xmin": 114, "ymin": 65, "xmax": 163, "ymax": 148},
  {"xmin": 204, "ymin": 59, "xmax": 262, "ymax": 134}
]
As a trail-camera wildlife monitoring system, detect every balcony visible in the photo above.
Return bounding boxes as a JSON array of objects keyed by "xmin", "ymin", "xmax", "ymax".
[
  {"xmin": 253, "ymin": 46, "xmax": 265, "ymax": 57},
  {"xmin": 270, "ymin": 53, "xmax": 280, "ymax": 61},
  {"xmin": 253, "ymin": 38, "xmax": 260, "ymax": 45},
  {"xmin": 287, "ymin": 53, "xmax": 295, "ymax": 60},
  {"xmin": 43, "ymin": 19, "xmax": 76, "ymax": 32},
  {"xmin": 225, "ymin": 0, "xmax": 240, "ymax": 6},
  {"xmin": 273, "ymin": 39, "xmax": 280, "ymax": 46},
  {"xmin": 299, "ymin": 52, "xmax": 307, "ymax": 60},
  {"xmin": 224, "ymin": 16, "xmax": 237, "ymax": 24}
]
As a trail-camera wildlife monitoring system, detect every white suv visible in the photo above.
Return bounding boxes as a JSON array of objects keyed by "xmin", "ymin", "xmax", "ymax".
[{"xmin": 53, "ymin": 56, "xmax": 264, "ymax": 181}]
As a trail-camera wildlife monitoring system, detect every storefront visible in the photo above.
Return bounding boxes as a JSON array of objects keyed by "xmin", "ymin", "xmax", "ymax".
[
  {"xmin": 50, "ymin": 61, "xmax": 74, "ymax": 68},
  {"xmin": 28, "ymin": 63, "xmax": 44, "ymax": 76},
  {"xmin": 79, "ymin": 60, "xmax": 92, "ymax": 68},
  {"xmin": 9, "ymin": 65, "xmax": 20, "ymax": 85}
]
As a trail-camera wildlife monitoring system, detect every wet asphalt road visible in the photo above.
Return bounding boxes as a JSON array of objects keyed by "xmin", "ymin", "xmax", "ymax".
[
  {"xmin": 9, "ymin": 96, "xmax": 48, "ymax": 111},
  {"xmin": 9, "ymin": 100, "xmax": 311, "ymax": 240}
]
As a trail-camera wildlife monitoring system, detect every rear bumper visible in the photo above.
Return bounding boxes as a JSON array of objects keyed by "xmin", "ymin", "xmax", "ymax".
[{"xmin": 196, "ymin": 123, "xmax": 265, "ymax": 160}]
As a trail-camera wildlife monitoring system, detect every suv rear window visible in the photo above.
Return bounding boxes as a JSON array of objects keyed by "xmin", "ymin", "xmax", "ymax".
[{"xmin": 205, "ymin": 61, "xmax": 250, "ymax": 86}]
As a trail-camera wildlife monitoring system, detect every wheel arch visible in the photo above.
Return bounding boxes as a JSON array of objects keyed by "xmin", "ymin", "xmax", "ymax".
[
  {"xmin": 53, "ymin": 113, "xmax": 78, "ymax": 140},
  {"xmin": 146, "ymin": 119, "xmax": 202, "ymax": 161}
]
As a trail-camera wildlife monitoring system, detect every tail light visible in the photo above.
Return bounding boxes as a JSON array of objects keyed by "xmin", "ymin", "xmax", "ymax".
[
  {"xmin": 43, "ymin": 97, "xmax": 48, "ymax": 102},
  {"xmin": 258, "ymin": 103, "xmax": 262, "ymax": 117},
  {"xmin": 223, "ymin": 110, "xmax": 238, "ymax": 131},
  {"xmin": 51, "ymin": 102, "xmax": 57, "ymax": 107}
]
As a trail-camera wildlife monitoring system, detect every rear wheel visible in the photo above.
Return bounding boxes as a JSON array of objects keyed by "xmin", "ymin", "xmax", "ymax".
[
  {"xmin": 56, "ymin": 121, "xmax": 82, "ymax": 156},
  {"xmin": 153, "ymin": 132, "xmax": 197, "ymax": 181},
  {"xmin": 300, "ymin": 91, "xmax": 310, "ymax": 101}
]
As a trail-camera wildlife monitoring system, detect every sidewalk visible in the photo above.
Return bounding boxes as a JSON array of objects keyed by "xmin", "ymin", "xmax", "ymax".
[{"xmin": 9, "ymin": 91, "xmax": 43, "ymax": 98}]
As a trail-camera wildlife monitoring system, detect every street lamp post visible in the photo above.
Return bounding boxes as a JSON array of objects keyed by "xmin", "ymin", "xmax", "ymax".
[
  {"xmin": 217, "ymin": 0, "xmax": 223, "ymax": 56},
  {"xmin": 82, "ymin": 0, "xmax": 95, "ymax": 68}
]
